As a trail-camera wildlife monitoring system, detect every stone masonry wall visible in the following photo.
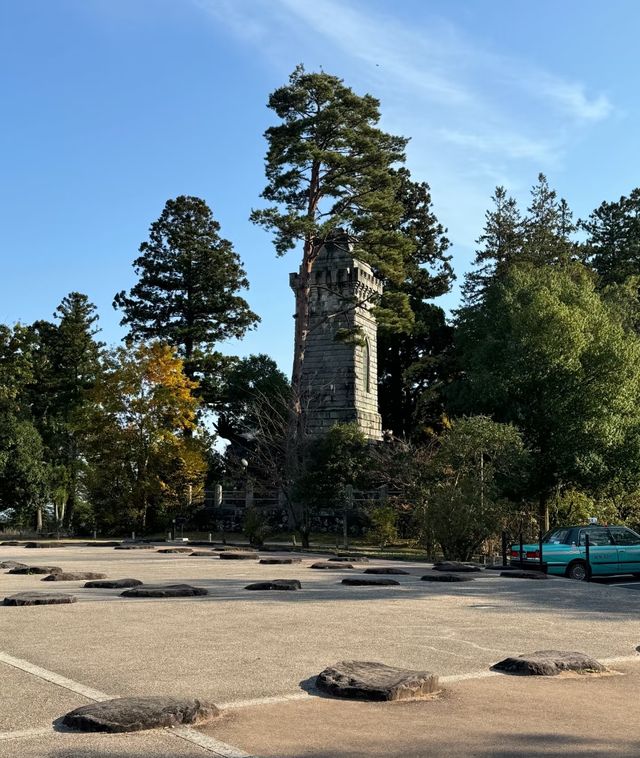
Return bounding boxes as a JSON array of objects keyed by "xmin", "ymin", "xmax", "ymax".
[{"xmin": 290, "ymin": 241, "xmax": 383, "ymax": 441}]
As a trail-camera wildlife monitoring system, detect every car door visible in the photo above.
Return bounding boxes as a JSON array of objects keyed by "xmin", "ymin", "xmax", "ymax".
[
  {"xmin": 578, "ymin": 528, "xmax": 619, "ymax": 576},
  {"xmin": 609, "ymin": 527, "xmax": 640, "ymax": 574}
]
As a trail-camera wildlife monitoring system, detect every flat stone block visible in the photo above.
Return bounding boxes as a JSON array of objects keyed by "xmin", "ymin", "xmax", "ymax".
[
  {"xmin": 8, "ymin": 565, "xmax": 62, "ymax": 575},
  {"xmin": 114, "ymin": 544, "xmax": 154, "ymax": 550},
  {"xmin": 492, "ymin": 650, "xmax": 605, "ymax": 676},
  {"xmin": 120, "ymin": 584, "xmax": 209, "ymax": 598},
  {"xmin": 42, "ymin": 572, "xmax": 107, "ymax": 581},
  {"xmin": 433, "ymin": 562, "xmax": 482, "ymax": 573},
  {"xmin": 84, "ymin": 578, "xmax": 143, "ymax": 589},
  {"xmin": 4, "ymin": 592, "xmax": 76, "ymax": 606},
  {"xmin": 62, "ymin": 696, "xmax": 219, "ymax": 733},
  {"xmin": 1, "ymin": 560, "xmax": 27, "ymax": 569},
  {"xmin": 214, "ymin": 546, "xmax": 257, "ymax": 552},
  {"xmin": 190, "ymin": 551, "xmax": 217, "ymax": 556},
  {"xmin": 157, "ymin": 548, "xmax": 192, "ymax": 554},
  {"xmin": 245, "ymin": 580, "xmax": 302, "ymax": 591},
  {"xmin": 363, "ymin": 567, "xmax": 410, "ymax": 575},
  {"xmin": 311, "ymin": 562, "xmax": 354, "ymax": 570},
  {"xmin": 421, "ymin": 573, "xmax": 474, "ymax": 583},
  {"xmin": 341, "ymin": 578, "xmax": 399, "ymax": 586},
  {"xmin": 259, "ymin": 558, "xmax": 302, "ymax": 564},
  {"xmin": 24, "ymin": 542, "xmax": 66, "ymax": 548},
  {"xmin": 86, "ymin": 541, "xmax": 120, "ymax": 547},
  {"xmin": 219, "ymin": 552, "xmax": 259, "ymax": 560},
  {"xmin": 1, "ymin": 540, "xmax": 22, "ymax": 546},
  {"xmin": 500, "ymin": 570, "xmax": 549, "ymax": 580},
  {"xmin": 317, "ymin": 661, "xmax": 439, "ymax": 701}
]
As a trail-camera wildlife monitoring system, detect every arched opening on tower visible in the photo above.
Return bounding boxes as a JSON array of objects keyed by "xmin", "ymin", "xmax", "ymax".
[{"xmin": 363, "ymin": 338, "xmax": 371, "ymax": 394}]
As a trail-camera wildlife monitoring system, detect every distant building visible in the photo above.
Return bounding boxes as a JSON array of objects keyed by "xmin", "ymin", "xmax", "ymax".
[{"xmin": 290, "ymin": 233, "xmax": 383, "ymax": 440}]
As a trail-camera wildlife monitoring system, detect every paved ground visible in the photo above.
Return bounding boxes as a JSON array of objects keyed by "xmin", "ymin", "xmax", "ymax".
[{"xmin": 1, "ymin": 542, "xmax": 640, "ymax": 757}]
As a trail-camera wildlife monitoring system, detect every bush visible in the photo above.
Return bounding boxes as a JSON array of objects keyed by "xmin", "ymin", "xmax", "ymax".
[
  {"xmin": 242, "ymin": 507, "xmax": 271, "ymax": 547},
  {"xmin": 368, "ymin": 505, "xmax": 398, "ymax": 547}
]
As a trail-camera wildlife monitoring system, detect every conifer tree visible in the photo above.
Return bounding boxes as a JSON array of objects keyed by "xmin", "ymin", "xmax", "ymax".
[
  {"xmin": 462, "ymin": 186, "xmax": 523, "ymax": 306},
  {"xmin": 581, "ymin": 188, "xmax": 640, "ymax": 286},
  {"xmin": 114, "ymin": 196, "xmax": 259, "ymax": 392},
  {"xmin": 377, "ymin": 169, "xmax": 455, "ymax": 438}
]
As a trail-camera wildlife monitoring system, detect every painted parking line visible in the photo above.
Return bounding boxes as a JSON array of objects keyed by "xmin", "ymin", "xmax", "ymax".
[{"xmin": 0, "ymin": 650, "xmax": 259, "ymax": 757}]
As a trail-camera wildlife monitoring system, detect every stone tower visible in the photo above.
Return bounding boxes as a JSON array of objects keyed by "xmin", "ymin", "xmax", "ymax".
[{"xmin": 289, "ymin": 235, "xmax": 383, "ymax": 440}]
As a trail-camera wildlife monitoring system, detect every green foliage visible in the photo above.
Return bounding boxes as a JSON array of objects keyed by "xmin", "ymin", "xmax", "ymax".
[
  {"xmin": 114, "ymin": 195, "xmax": 259, "ymax": 394},
  {"xmin": 462, "ymin": 176, "xmax": 576, "ymax": 308},
  {"xmin": 242, "ymin": 506, "xmax": 271, "ymax": 547},
  {"xmin": 27, "ymin": 292, "xmax": 103, "ymax": 530},
  {"xmin": 0, "ymin": 415, "xmax": 48, "ymax": 527},
  {"xmin": 367, "ymin": 504, "xmax": 398, "ymax": 547},
  {"xmin": 251, "ymin": 65, "xmax": 410, "ymax": 277},
  {"xmin": 581, "ymin": 188, "xmax": 640, "ymax": 287},
  {"xmin": 377, "ymin": 169, "xmax": 455, "ymax": 438},
  {"xmin": 549, "ymin": 489, "xmax": 618, "ymax": 527},
  {"xmin": 213, "ymin": 354, "xmax": 290, "ymax": 446},
  {"xmin": 452, "ymin": 263, "xmax": 640, "ymax": 500},
  {"xmin": 427, "ymin": 417, "xmax": 530, "ymax": 560},
  {"xmin": 293, "ymin": 423, "xmax": 371, "ymax": 527}
]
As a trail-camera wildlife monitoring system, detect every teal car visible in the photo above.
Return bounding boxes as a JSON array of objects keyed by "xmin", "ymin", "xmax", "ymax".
[{"xmin": 510, "ymin": 525, "xmax": 640, "ymax": 581}]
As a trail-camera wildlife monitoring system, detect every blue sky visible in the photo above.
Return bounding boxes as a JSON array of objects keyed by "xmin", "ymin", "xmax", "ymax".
[{"xmin": 2, "ymin": 0, "xmax": 638, "ymax": 374}]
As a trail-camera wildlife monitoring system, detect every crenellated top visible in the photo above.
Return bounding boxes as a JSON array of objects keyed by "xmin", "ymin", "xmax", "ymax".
[{"xmin": 289, "ymin": 233, "xmax": 383, "ymax": 297}]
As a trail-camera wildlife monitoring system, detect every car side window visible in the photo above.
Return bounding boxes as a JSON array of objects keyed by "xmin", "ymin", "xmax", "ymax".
[
  {"xmin": 610, "ymin": 527, "xmax": 640, "ymax": 546},
  {"xmin": 578, "ymin": 529, "xmax": 614, "ymax": 546}
]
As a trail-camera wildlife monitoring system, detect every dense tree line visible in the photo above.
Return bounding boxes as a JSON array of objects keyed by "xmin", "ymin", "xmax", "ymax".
[{"xmin": 3, "ymin": 67, "xmax": 640, "ymax": 557}]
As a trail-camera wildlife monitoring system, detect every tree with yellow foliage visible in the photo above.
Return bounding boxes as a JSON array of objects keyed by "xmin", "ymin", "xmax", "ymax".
[{"xmin": 83, "ymin": 342, "xmax": 206, "ymax": 533}]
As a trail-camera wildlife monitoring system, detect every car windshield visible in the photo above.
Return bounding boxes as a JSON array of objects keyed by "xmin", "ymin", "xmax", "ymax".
[{"xmin": 543, "ymin": 529, "xmax": 571, "ymax": 544}]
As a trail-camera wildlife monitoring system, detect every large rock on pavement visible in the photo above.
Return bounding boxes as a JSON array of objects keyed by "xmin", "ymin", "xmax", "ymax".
[
  {"xmin": 85, "ymin": 578, "xmax": 143, "ymax": 589},
  {"xmin": 433, "ymin": 561, "xmax": 482, "ymax": 573},
  {"xmin": 311, "ymin": 562, "xmax": 353, "ymax": 570},
  {"xmin": 341, "ymin": 578, "xmax": 400, "ymax": 586},
  {"xmin": 42, "ymin": 572, "xmax": 107, "ymax": 581},
  {"xmin": 157, "ymin": 547, "xmax": 193, "ymax": 554},
  {"xmin": 24, "ymin": 542, "xmax": 66, "ymax": 548},
  {"xmin": 492, "ymin": 650, "xmax": 605, "ymax": 676},
  {"xmin": 121, "ymin": 584, "xmax": 208, "ymax": 598},
  {"xmin": 245, "ymin": 579, "xmax": 302, "ymax": 591},
  {"xmin": 219, "ymin": 552, "xmax": 259, "ymax": 560},
  {"xmin": 317, "ymin": 661, "xmax": 439, "ymax": 701},
  {"xmin": 500, "ymin": 570, "xmax": 549, "ymax": 580},
  {"xmin": 214, "ymin": 545, "xmax": 257, "ymax": 552},
  {"xmin": 62, "ymin": 696, "xmax": 218, "ymax": 733},
  {"xmin": 190, "ymin": 551, "xmax": 217, "ymax": 557},
  {"xmin": 364, "ymin": 567, "xmax": 410, "ymax": 575},
  {"xmin": 86, "ymin": 541, "xmax": 121, "ymax": 547},
  {"xmin": 8, "ymin": 565, "xmax": 62, "ymax": 575},
  {"xmin": 114, "ymin": 544, "xmax": 154, "ymax": 550},
  {"xmin": 259, "ymin": 557, "xmax": 302, "ymax": 565},
  {"xmin": 4, "ymin": 592, "xmax": 76, "ymax": 606},
  {"xmin": 421, "ymin": 573, "xmax": 474, "ymax": 583},
  {"xmin": 1, "ymin": 561, "xmax": 27, "ymax": 569}
]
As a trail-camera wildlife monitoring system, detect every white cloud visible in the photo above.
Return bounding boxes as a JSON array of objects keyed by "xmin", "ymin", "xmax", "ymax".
[{"xmin": 194, "ymin": 0, "xmax": 612, "ymax": 250}]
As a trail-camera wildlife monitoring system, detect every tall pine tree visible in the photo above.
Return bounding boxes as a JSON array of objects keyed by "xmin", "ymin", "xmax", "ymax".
[{"xmin": 252, "ymin": 66, "xmax": 410, "ymax": 438}]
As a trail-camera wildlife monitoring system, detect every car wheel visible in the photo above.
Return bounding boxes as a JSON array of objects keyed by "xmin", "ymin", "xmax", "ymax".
[{"xmin": 567, "ymin": 561, "xmax": 588, "ymax": 581}]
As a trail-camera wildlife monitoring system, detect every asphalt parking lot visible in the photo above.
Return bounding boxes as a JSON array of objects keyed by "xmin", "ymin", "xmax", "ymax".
[{"xmin": 2, "ymin": 542, "xmax": 640, "ymax": 757}]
